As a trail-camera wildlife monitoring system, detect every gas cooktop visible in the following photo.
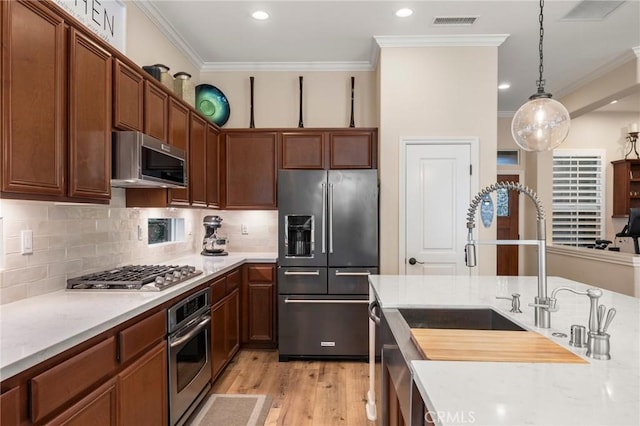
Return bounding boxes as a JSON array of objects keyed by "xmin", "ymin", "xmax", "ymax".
[{"xmin": 66, "ymin": 264, "xmax": 202, "ymax": 291}]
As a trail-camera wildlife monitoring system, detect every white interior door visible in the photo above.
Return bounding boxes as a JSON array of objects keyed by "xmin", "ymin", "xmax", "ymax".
[{"xmin": 405, "ymin": 142, "xmax": 472, "ymax": 275}]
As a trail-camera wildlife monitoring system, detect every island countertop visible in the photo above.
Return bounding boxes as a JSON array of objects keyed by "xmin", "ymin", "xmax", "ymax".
[
  {"xmin": 0, "ymin": 252, "xmax": 277, "ymax": 381},
  {"xmin": 369, "ymin": 275, "xmax": 640, "ymax": 426}
]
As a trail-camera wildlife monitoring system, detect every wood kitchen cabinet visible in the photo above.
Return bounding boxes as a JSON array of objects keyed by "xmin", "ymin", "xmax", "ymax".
[
  {"xmin": 242, "ymin": 264, "xmax": 277, "ymax": 348},
  {"xmin": 68, "ymin": 28, "xmax": 112, "ymax": 201},
  {"xmin": 167, "ymin": 98, "xmax": 191, "ymax": 206},
  {"xmin": 144, "ymin": 81, "xmax": 169, "ymax": 142},
  {"xmin": 222, "ymin": 131, "xmax": 278, "ymax": 209},
  {"xmin": 113, "ymin": 60, "xmax": 144, "ymax": 132},
  {"xmin": 47, "ymin": 378, "xmax": 118, "ymax": 426},
  {"xmin": 1, "ymin": 0, "xmax": 112, "ymax": 203},
  {"xmin": 612, "ymin": 159, "xmax": 640, "ymax": 217},
  {"xmin": 280, "ymin": 128, "xmax": 378, "ymax": 170},
  {"xmin": 210, "ymin": 270, "xmax": 240, "ymax": 380},
  {"xmin": 190, "ymin": 112, "xmax": 208, "ymax": 207},
  {"xmin": 118, "ymin": 342, "xmax": 168, "ymax": 426},
  {"xmin": 206, "ymin": 123, "xmax": 221, "ymax": 208},
  {"xmin": 0, "ymin": 386, "xmax": 21, "ymax": 426}
]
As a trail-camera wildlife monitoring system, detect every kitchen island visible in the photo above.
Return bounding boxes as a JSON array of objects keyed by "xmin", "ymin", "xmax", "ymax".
[{"xmin": 369, "ymin": 275, "xmax": 640, "ymax": 426}]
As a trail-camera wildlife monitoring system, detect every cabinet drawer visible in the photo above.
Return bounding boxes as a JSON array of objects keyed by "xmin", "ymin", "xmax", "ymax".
[
  {"xmin": 0, "ymin": 386, "xmax": 21, "ymax": 426},
  {"xmin": 210, "ymin": 275, "xmax": 227, "ymax": 305},
  {"xmin": 227, "ymin": 268, "xmax": 241, "ymax": 293},
  {"xmin": 118, "ymin": 310, "xmax": 166, "ymax": 363},
  {"xmin": 31, "ymin": 337, "xmax": 118, "ymax": 422},
  {"xmin": 247, "ymin": 265, "xmax": 274, "ymax": 282}
]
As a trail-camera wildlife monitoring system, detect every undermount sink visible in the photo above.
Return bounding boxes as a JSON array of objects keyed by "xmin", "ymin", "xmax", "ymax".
[{"xmin": 398, "ymin": 307, "xmax": 526, "ymax": 331}]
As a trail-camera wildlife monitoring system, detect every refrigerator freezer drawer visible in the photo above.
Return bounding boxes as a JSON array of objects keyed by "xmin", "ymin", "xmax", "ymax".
[
  {"xmin": 278, "ymin": 267, "xmax": 328, "ymax": 294},
  {"xmin": 278, "ymin": 295, "xmax": 368, "ymax": 359},
  {"xmin": 328, "ymin": 267, "xmax": 378, "ymax": 295}
]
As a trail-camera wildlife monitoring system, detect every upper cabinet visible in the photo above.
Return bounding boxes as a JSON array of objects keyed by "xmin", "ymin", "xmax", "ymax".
[
  {"xmin": 144, "ymin": 82, "xmax": 169, "ymax": 142},
  {"xmin": 612, "ymin": 159, "xmax": 640, "ymax": 217},
  {"xmin": 167, "ymin": 98, "xmax": 190, "ymax": 206},
  {"xmin": 206, "ymin": 123, "xmax": 221, "ymax": 208},
  {"xmin": 1, "ymin": 1, "xmax": 111, "ymax": 203},
  {"xmin": 189, "ymin": 112, "xmax": 207, "ymax": 207},
  {"xmin": 113, "ymin": 60, "xmax": 144, "ymax": 132},
  {"xmin": 222, "ymin": 130, "xmax": 278, "ymax": 210},
  {"xmin": 280, "ymin": 128, "xmax": 377, "ymax": 170}
]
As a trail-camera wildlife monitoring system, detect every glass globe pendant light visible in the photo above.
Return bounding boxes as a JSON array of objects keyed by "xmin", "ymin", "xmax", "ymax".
[{"xmin": 511, "ymin": 0, "xmax": 570, "ymax": 151}]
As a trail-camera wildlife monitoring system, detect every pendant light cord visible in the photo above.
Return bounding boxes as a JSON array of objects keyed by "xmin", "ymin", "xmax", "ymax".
[{"xmin": 536, "ymin": 0, "xmax": 546, "ymax": 94}]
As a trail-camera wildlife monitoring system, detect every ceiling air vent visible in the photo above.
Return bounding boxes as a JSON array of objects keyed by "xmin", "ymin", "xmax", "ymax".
[
  {"xmin": 562, "ymin": 0, "xmax": 625, "ymax": 21},
  {"xmin": 433, "ymin": 16, "xmax": 478, "ymax": 26}
]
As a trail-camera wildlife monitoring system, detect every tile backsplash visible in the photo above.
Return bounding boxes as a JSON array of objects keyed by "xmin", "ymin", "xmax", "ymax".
[{"xmin": 0, "ymin": 189, "xmax": 277, "ymax": 305}]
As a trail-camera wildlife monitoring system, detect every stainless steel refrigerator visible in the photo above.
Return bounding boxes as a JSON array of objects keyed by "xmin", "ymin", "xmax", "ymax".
[{"xmin": 277, "ymin": 169, "xmax": 379, "ymax": 360}]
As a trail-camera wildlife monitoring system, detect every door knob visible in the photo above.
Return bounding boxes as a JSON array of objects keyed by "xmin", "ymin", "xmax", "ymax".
[{"xmin": 408, "ymin": 257, "xmax": 424, "ymax": 265}]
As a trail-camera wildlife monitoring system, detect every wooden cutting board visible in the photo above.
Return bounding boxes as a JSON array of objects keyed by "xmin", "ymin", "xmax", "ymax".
[{"xmin": 410, "ymin": 328, "xmax": 588, "ymax": 363}]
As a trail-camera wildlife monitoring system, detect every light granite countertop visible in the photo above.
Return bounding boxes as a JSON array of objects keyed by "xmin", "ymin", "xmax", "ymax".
[
  {"xmin": 369, "ymin": 275, "xmax": 640, "ymax": 426},
  {"xmin": 0, "ymin": 252, "xmax": 277, "ymax": 381}
]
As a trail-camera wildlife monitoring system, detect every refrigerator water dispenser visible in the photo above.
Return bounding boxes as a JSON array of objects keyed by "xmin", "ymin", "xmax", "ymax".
[{"xmin": 285, "ymin": 215, "xmax": 314, "ymax": 257}]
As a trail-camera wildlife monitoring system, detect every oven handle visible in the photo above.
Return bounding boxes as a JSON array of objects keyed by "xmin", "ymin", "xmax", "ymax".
[
  {"xmin": 169, "ymin": 314, "xmax": 211, "ymax": 349},
  {"xmin": 284, "ymin": 298, "xmax": 368, "ymax": 304}
]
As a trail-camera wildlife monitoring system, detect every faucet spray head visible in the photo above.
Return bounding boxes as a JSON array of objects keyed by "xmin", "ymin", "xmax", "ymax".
[{"xmin": 465, "ymin": 243, "xmax": 477, "ymax": 267}]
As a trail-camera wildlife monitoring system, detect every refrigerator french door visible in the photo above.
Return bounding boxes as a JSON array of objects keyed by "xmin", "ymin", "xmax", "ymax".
[{"xmin": 278, "ymin": 170, "xmax": 379, "ymax": 360}]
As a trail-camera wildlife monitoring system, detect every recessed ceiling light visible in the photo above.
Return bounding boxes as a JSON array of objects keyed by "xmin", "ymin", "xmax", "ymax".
[
  {"xmin": 252, "ymin": 10, "xmax": 269, "ymax": 20},
  {"xmin": 498, "ymin": 83, "xmax": 511, "ymax": 90},
  {"xmin": 609, "ymin": 100, "xmax": 618, "ymax": 104},
  {"xmin": 395, "ymin": 8, "xmax": 414, "ymax": 18}
]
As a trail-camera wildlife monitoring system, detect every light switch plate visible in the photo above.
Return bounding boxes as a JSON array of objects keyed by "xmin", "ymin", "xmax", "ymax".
[
  {"xmin": 21, "ymin": 229, "xmax": 33, "ymax": 254},
  {"xmin": 241, "ymin": 224, "xmax": 249, "ymax": 235}
]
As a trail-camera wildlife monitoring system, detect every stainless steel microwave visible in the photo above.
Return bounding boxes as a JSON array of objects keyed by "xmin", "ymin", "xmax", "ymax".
[{"xmin": 111, "ymin": 131, "xmax": 187, "ymax": 188}]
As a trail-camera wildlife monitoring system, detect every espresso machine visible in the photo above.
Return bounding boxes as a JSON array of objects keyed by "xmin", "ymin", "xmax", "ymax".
[{"xmin": 201, "ymin": 215, "xmax": 228, "ymax": 256}]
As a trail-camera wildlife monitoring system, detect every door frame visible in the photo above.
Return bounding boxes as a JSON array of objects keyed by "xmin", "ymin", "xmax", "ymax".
[
  {"xmin": 398, "ymin": 137, "xmax": 480, "ymax": 274},
  {"xmin": 497, "ymin": 169, "xmax": 525, "ymax": 275}
]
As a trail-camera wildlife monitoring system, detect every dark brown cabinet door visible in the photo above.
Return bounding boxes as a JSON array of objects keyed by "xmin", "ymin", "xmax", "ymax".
[
  {"xmin": 113, "ymin": 60, "xmax": 144, "ymax": 131},
  {"xmin": 118, "ymin": 342, "xmax": 168, "ymax": 426},
  {"xmin": 48, "ymin": 379, "xmax": 117, "ymax": 426},
  {"xmin": 223, "ymin": 131, "xmax": 278, "ymax": 209},
  {"xmin": 68, "ymin": 29, "xmax": 111, "ymax": 200},
  {"xmin": 206, "ymin": 124, "xmax": 220, "ymax": 208},
  {"xmin": 0, "ymin": 387, "xmax": 21, "ymax": 426},
  {"xmin": 281, "ymin": 131, "xmax": 325, "ymax": 169},
  {"xmin": 2, "ymin": 0, "xmax": 66, "ymax": 196},
  {"xmin": 189, "ymin": 112, "xmax": 207, "ymax": 207},
  {"xmin": 167, "ymin": 98, "xmax": 190, "ymax": 206},
  {"xmin": 328, "ymin": 130, "xmax": 377, "ymax": 169},
  {"xmin": 226, "ymin": 289, "xmax": 240, "ymax": 359},
  {"xmin": 144, "ymin": 81, "xmax": 168, "ymax": 142},
  {"xmin": 242, "ymin": 264, "xmax": 276, "ymax": 347}
]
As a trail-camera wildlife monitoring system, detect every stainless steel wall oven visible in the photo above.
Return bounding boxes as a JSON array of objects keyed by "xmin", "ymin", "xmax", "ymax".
[{"xmin": 167, "ymin": 288, "xmax": 212, "ymax": 426}]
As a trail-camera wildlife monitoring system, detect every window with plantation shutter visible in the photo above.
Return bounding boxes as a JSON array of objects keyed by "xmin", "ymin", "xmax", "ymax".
[{"xmin": 552, "ymin": 149, "xmax": 605, "ymax": 247}]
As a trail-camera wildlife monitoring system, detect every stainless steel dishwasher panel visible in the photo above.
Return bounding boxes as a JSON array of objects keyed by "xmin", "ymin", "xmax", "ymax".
[{"xmin": 278, "ymin": 295, "xmax": 369, "ymax": 360}]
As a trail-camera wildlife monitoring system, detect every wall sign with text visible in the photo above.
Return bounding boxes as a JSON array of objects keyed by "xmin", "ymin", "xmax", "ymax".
[{"xmin": 53, "ymin": 0, "xmax": 127, "ymax": 53}]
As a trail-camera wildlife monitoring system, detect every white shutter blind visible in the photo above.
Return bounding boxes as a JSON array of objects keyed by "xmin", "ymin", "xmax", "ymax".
[{"xmin": 552, "ymin": 150, "xmax": 605, "ymax": 247}]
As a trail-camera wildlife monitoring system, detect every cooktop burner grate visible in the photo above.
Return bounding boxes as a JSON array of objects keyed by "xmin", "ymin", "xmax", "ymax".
[{"xmin": 67, "ymin": 264, "xmax": 202, "ymax": 291}]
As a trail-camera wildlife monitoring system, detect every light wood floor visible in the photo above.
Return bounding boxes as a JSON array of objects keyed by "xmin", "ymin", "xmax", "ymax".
[{"xmin": 210, "ymin": 350, "xmax": 381, "ymax": 426}]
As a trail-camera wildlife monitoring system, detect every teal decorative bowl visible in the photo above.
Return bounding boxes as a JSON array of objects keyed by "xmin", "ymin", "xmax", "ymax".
[{"xmin": 195, "ymin": 84, "xmax": 230, "ymax": 126}]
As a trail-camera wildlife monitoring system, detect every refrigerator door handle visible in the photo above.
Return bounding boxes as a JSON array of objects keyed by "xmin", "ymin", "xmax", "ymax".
[
  {"xmin": 329, "ymin": 183, "xmax": 334, "ymax": 253},
  {"xmin": 321, "ymin": 182, "xmax": 327, "ymax": 253},
  {"xmin": 335, "ymin": 270, "xmax": 371, "ymax": 276},
  {"xmin": 284, "ymin": 270, "xmax": 321, "ymax": 276},
  {"xmin": 284, "ymin": 298, "xmax": 369, "ymax": 304}
]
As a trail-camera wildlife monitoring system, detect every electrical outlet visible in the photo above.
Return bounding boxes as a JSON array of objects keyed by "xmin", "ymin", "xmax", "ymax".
[
  {"xmin": 241, "ymin": 224, "xmax": 249, "ymax": 235},
  {"xmin": 21, "ymin": 229, "xmax": 33, "ymax": 254},
  {"xmin": 137, "ymin": 225, "xmax": 144, "ymax": 241}
]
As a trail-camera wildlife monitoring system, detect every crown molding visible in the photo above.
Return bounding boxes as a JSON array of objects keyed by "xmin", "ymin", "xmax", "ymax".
[
  {"xmin": 373, "ymin": 34, "xmax": 509, "ymax": 48},
  {"xmin": 133, "ymin": 1, "xmax": 203, "ymax": 69},
  {"xmin": 555, "ymin": 47, "xmax": 639, "ymax": 99},
  {"xmin": 201, "ymin": 61, "xmax": 374, "ymax": 72}
]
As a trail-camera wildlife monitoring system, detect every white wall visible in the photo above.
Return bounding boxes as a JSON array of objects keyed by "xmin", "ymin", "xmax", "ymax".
[{"xmin": 378, "ymin": 46, "xmax": 499, "ymax": 274}]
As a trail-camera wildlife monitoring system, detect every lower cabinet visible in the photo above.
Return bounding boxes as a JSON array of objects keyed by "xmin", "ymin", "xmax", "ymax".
[
  {"xmin": 0, "ymin": 386, "xmax": 22, "ymax": 426},
  {"xmin": 242, "ymin": 264, "xmax": 276, "ymax": 348},
  {"xmin": 118, "ymin": 342, "xmax": 168, "ymax": 426},
  {"xmin": 211, "ymin": 289, "xmax": 240, "ymax": 380},
  {"xmin": 47, "ymin": 379, "xmax": 118, "ymax": 426}
]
